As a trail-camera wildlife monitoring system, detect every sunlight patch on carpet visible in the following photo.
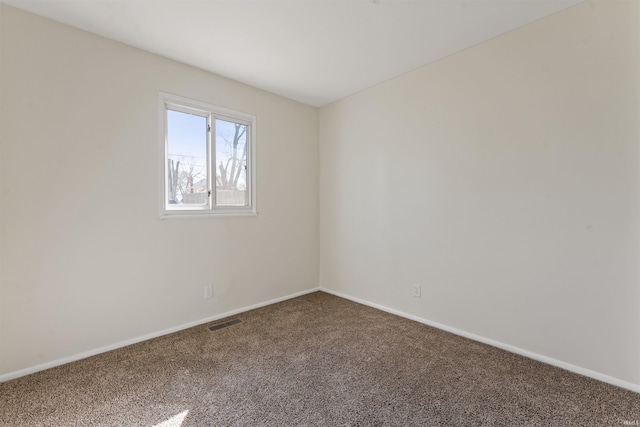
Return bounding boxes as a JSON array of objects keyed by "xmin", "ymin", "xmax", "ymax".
[{"xmin": 152, "ymin": 410, "xmax": 189, "ymax": 427}]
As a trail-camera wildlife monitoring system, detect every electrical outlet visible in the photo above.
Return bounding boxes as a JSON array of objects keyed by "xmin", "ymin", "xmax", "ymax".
[
  {"xmin": 413, "ymin": 284, "xmax": 421, "ymax": 298},
  {"xmin": 204, "ymin": 284, "xmax": 213, "ymax": 299}
]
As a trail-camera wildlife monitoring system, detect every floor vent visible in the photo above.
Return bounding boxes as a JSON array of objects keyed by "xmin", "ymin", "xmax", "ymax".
[{"xmin": 209, "ymin": 318, "xmax": 243, "ymax": 331}]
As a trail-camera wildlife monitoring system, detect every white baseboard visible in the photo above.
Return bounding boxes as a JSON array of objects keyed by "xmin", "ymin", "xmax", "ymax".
[
  {"xmin": 320, "ymin": 287, "xmax": 640, "ymax": 394},
  {"xmin": 0, "ymin": 287, "xmax": 320, "ymax": 383},
  {"xmin": 5, "ymin": 285, "xmax": 638, "ymax": 394}
]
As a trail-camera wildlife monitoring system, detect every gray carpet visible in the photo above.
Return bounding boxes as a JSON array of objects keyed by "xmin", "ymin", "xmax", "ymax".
[{"xmin": 1, "ymin": 291, "xmax": 638, "ymax": 426}]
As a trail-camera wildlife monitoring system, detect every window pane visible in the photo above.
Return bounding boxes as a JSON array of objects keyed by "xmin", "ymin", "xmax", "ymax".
[
  {"xmin": 166, "ymin": 109, "xmax": 208, "ymax": 206},
  {"xmin": 215, "ymin": 119, "xmax": 248, "ymax": 206}
]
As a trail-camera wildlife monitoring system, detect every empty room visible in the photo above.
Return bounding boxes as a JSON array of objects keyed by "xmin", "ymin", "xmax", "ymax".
[{"xmin": 1, "ymin": 0, "xmax": 639, "ymax": 425}]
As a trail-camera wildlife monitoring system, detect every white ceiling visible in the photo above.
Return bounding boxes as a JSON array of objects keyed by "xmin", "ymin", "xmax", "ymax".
[{"xmin": 3, "ymin": 0, "xmax": 583, "ymax": 107}]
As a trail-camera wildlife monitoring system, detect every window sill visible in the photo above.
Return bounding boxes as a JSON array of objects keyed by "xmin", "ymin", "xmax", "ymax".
[{"xmin": 160, "ymin": 209, "xmax": 258, "ymax": 219}]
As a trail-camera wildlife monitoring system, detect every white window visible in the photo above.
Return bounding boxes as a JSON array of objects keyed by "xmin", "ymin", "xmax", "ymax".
[{"xmin": 160, "ymin": 93, "xmax": 256, "ymax": 217}]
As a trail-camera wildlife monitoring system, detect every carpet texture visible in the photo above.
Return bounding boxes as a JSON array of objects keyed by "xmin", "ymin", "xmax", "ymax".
[{"xmin": 1, "ymin": 291, "xmax": 638, "ymax": 426}]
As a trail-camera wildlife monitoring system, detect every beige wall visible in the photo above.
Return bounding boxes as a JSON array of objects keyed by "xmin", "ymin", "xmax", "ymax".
[
  {"xmin": 320, "ymin": 1, "xmax": 640, "ymax": 388},
  {"xmin": 0, "ymin": 3, "xmax": 4, "ymax": 374},
  {"xmin": 0, "ymin": 5, "xmax": 319, "ymax": 376}
]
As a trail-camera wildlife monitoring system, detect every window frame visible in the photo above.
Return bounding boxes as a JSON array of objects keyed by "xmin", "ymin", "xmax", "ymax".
[{"xmin": 159, "ymin": 92, "xmax": 257, "ymax": 218}]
